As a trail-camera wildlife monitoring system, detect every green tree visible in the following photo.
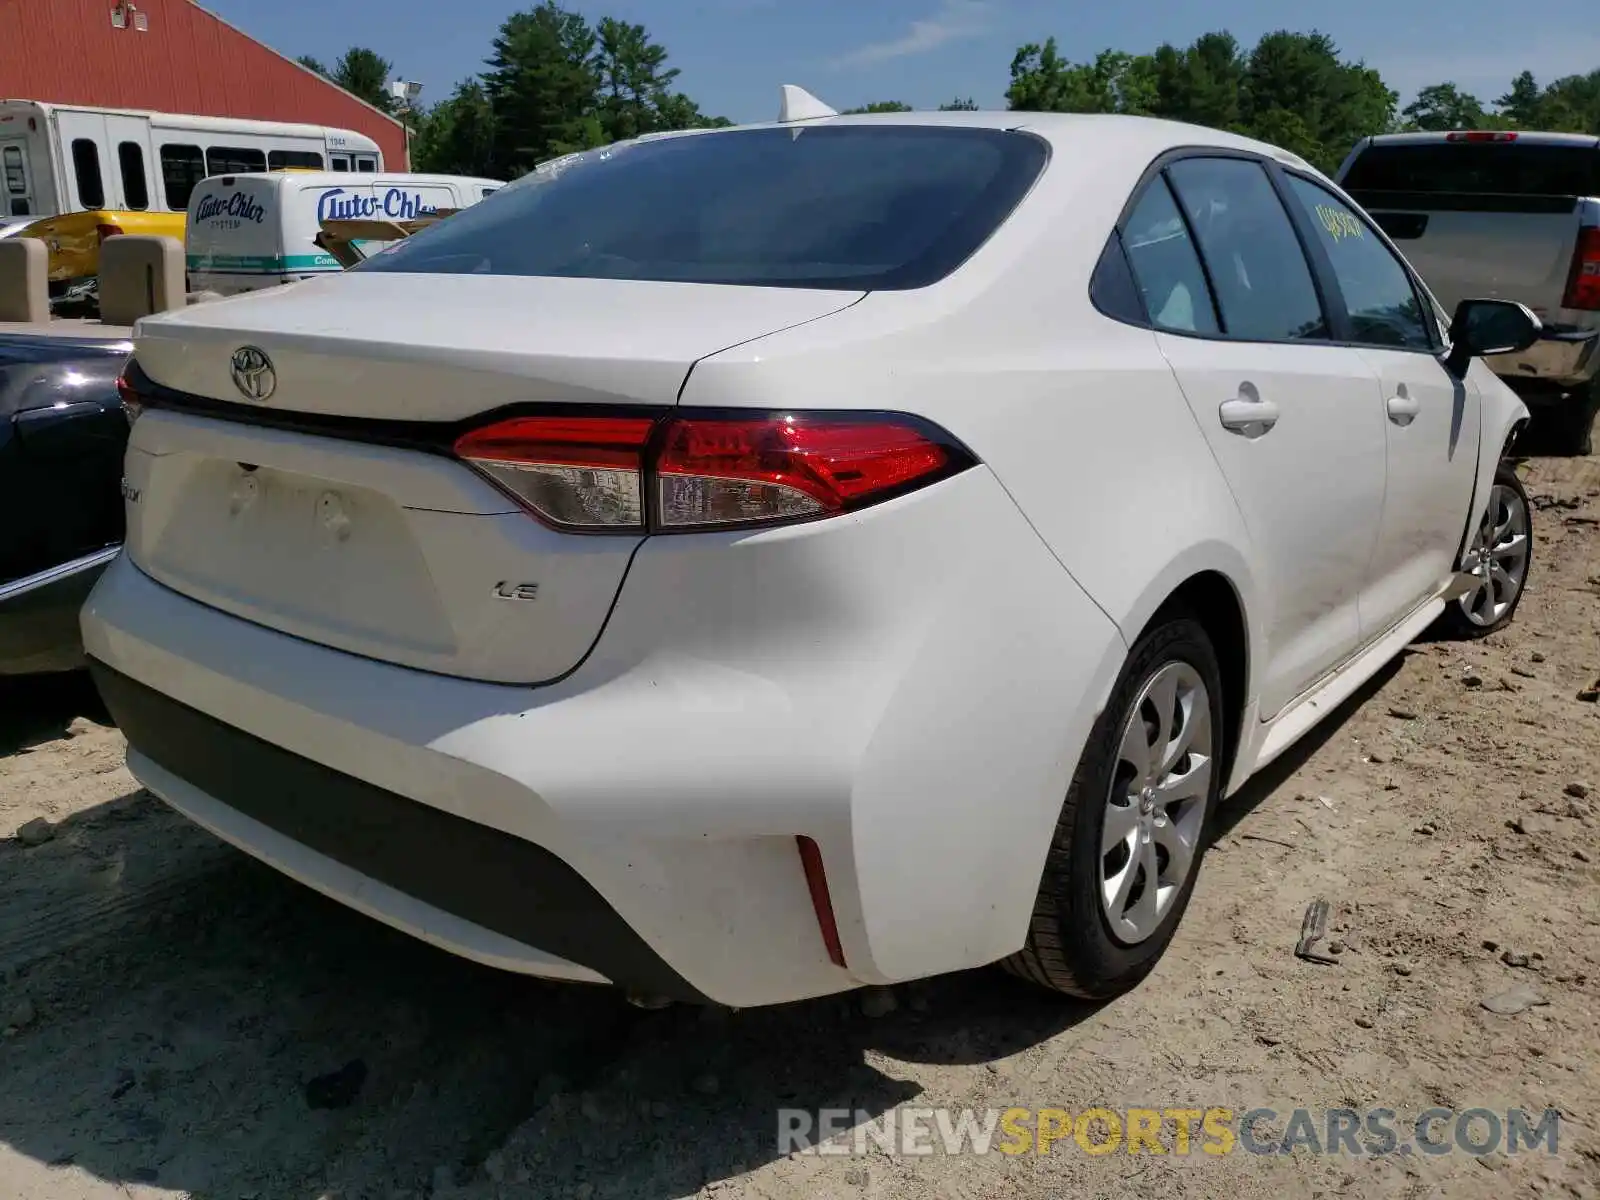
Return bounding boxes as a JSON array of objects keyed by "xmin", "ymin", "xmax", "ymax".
[
  {"xmin": 1148, "ymin": 32, "xmax": 1243, "ymax": 128},
  {"xmin": 1006, "ymin": 41, "xmax": 1156, "ymax": 114},
  {"xmin": 1238, "ymin": 31, "xmax": 1395, "ymax": 170},
  {"xmin": 593, "ymin": 17, "xmax": 678, "ymax": 140},
  {"xmin": 296, "ymin": 54, "xmax": 330, "ymax": 77},
  {"xmin": 330, "ymin": 47, "xmax": 398, "ymax": 113},
  {"xmin": 1496, "ymin": 71, "xmax": 1543, "ymax": 126},
  {"xmin": 1537, "ymin": 69, "xmax": 1600, "ymax": 133},
  {"xmin": 843, "ymin": 101, "xmax": 915, "ymax": 113},
  {"xmin": 484, "ymin": 3, "xmax": 604, "ymax": 172},
  {"xmin": 413, "ymin": 81, "xmax": 499, "ymax": 176},
  {"xmin": 1401, "ymin": 82, "xmax": 1487, "ymax": 131},
  {"xmin": 939, "ymin": 97, "xmax": 979, "ymax": 111}
]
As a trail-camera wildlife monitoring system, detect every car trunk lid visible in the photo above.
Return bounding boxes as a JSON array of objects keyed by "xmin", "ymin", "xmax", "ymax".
[{"xmin": 124, "ymin": 272, "xmax": 862, "ymax": 682}]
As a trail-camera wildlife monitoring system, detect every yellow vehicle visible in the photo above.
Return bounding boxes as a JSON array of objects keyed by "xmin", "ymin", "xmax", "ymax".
[{"xmin": 0, "ymin": 100, "xmax": 384, "ymax": 285}]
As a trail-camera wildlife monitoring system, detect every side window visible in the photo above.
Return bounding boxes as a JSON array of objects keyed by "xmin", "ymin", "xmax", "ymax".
[
  {"xmin": 268, "ymin": 149, "xmax": 325, "ymax": 170},
  {"xmin": 118, "ymin": 142, "xmax": 149, "ymax": 210},
  {"xmin": 71, "ymin": 139, "xmax": 105, "ymax": 210},
  {"xmin": 1120, "ymin": 176, "xmax": 1220, "ymax": 335},
  {"xmin": 355, "ymin": 156, "xmax": 378, "ymax": 173},
  {"xmin": 330, "ymin": 155, "xmax": 351, "ymax": 173},
  {"xmin": 1284, "ymin": 175, "xmax": 1434, "ymax": 351},
  {"xmin": 206, "ymin": 146, "xmax": 267, "ymax": 176},
  {"xmin": 160, "ymin": 144, "xmax": 206, "ymax": 209},
  {"xmin": 2, "ymin": 145, "xmax": 30, "ymax": 215},
  {"xmin": 1165, "ymin": 157, "xmax": 1328, "ymax": 342}
]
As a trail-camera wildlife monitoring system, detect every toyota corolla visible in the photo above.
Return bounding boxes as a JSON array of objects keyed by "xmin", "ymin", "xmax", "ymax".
[{"xmin": 85, "ymin": 100, "xmax": 1536, "ymax": 1008}]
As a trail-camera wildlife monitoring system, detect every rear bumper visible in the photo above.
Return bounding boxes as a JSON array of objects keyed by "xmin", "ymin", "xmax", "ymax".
[
  {"xmin": 1491, "ymin": 323, "xmax": 1599, "ymax": 390},
  {"xmin": 91, "ymin": 658, "xmax": 703, "ymax": 1000},
  {"xmin": 0, "ymin": 545, "xmax": 119, "ymax": 675},
  {"xmin": 82, "ymin": 466, "xmax": 1126, "ymax": 1007}
]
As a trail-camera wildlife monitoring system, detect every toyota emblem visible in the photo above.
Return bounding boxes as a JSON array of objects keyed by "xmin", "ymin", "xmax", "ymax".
[{"xmin": 230, "ymin": 346, "xmax": 276, "ymax": 402}]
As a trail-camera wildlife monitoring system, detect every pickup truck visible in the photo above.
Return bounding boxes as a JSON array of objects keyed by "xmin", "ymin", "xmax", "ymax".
[
  {"xmin": 0, "ymin": 330, "xmax": 129, "ymax": 674},
  {"xmin": 1337, "ymin": 131, "xmax": 1600, "ymax": 454}
]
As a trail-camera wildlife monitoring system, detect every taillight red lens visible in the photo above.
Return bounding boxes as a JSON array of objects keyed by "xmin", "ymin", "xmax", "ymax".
[
  {"xmin": 1444, "ymin": 131, "xmax": 1517, "ymax": 142},
  {"xmin": 453, "ymin": 410, "xmax": 968, "ymax": 534},
  {"xmin": 115, "ymin": 374, "xmax": 144, "ymax": 425},
  {"xmin": 453, "ymin": 415, "xmax": 657, "ymax": 530},
  {"xmin": 656, "ymin": 414, "xmax": 950, "ymax": 529},
  {"xmin": 1563, "ymin": 227, "xmax": 1600, "ymax": 311}
]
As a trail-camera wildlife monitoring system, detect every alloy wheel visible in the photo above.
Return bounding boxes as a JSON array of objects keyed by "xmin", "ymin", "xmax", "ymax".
[
  {"xmin": 1101, "ymin": 661, "xmax": 1213, "ymax": 945},
  {"xmin": 1457, "ymin": 482, "xmax": 1530, "ymax": 628}
]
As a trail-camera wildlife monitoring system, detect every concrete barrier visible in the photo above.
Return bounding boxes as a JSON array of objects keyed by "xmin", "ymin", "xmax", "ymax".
[
  {"xmin": 0, "ymin": 238, "xmax": 50, "ymax": 324},
  {"xmin": 99, "ymin": 235, "xmax": 185, "ymax": 326}
]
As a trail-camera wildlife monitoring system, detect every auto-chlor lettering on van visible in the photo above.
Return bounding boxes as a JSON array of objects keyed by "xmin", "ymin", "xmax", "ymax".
[{"xmin": 185, "ymin": 171, "xmax": 503, "ymax": 295}]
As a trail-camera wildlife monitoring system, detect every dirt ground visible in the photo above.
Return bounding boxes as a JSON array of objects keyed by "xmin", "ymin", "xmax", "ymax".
[{"xmin": 2, "ymin": 452, "xmax": 1598, "ymax": 1200}]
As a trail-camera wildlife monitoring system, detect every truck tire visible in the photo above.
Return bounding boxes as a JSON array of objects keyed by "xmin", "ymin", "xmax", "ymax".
[{"xmin": 1555, "ymin": 383, "xmax": 1598, "ymax": 457}]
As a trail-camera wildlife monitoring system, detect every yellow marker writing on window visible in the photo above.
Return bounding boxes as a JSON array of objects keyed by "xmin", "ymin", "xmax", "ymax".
[{"xmin": 1316, "ymin": 204, "xmax": 1364, "ymax": 242}]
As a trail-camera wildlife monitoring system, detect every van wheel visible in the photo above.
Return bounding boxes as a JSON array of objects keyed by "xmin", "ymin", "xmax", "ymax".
[{"xmin": 1003, "ymin": 612, "xmax": 1223, "ymax": 1000}]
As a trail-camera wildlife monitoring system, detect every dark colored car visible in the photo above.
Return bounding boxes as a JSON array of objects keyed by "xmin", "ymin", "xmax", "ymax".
[{"xmin": 0, "ymin": 332, "xmax": 130, "ymax": 675}]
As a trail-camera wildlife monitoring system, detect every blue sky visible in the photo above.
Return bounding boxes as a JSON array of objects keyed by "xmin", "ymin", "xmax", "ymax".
[{"xmin": 206, "ymin": 0, "xmax": 1600, "ymax": 123}]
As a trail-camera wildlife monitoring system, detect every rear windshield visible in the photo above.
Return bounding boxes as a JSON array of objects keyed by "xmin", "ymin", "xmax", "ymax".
[
  {"xmin": 1342, "ymin": 142, "xmax": 1600, "ymax": 199},
  {"xmin": 355, "ymin": 125, "xmax": 1048, "ymax": 290}
]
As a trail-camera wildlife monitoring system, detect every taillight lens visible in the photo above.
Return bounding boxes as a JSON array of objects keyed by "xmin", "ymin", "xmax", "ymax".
[
  {"xmin": 453, "ymin": 410, "xmax": 968, "ymax": 534},
  {"xmin": 453, "ymin": 415, "xmax": 657, "ymax": 530},
  {"xmin": 656, "ymin": 414, "xmax": 951, "ymax": 528},
  {"xmin": 96, "ymin": 223, "xmax": 125, "ymax": 243},
  {"xmin": 1564, "ymin": 227, "xmax": 1600, "ymax": 311},
  {"xmin": 116, "ymin": 374, "xmax": 144, "ymax": 426},
  {"xmin": 1444, "ymin": 131, "xmax": 1517, "ymax": 143}
]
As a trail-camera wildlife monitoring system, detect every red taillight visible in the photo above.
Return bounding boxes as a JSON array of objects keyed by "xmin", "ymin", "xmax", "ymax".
[
  {"xmin": 96, "ymin": 223, "xmax": 125, "ymax": 243},
  {"xmin": 115, "ymin": 374, "xmax": 144, "ymax": 425},
  {"xmin": 1563, "ymin": 227, "xmax": 1600, "ymax": 311},
  {"xmin": 453, "ymin": 410, "xmax": 966, "ymax": 533},
  {"xmin": 655, "ymin": 414, "xmax": 950, "ymax": 529},
  {"xmin": 1444, "ymin": 131, "xmax": 1517, "ymax": 142}
]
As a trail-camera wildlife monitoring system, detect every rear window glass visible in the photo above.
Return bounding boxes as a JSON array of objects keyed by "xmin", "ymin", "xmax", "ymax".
[
  {"xmin": 357, "ymin": 126, "xmax": 1048, "ymax": 290},
  {"xmin": 1342, "ymin": 143, "xmax": 1600, "ymax": 197}
]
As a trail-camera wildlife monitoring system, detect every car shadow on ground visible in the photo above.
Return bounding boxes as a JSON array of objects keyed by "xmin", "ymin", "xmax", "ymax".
[
  {"xmin": 0, "ymin": 782, "xmax": 1096, "ymax": 1200},
  {"xmin": 0, "ymin": 670, "xmax": 111, "ymax": 757}
]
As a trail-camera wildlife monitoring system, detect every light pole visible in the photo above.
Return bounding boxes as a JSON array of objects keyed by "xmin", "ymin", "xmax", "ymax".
[{"xmin": 389, "ymin": 80, "xmax": 424, "ymax": 169}]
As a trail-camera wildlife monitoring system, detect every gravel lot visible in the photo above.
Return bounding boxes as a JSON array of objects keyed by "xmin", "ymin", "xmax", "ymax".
[{"xmin": 2, "ymin": 452, "xmax": 1598, "ymax": 1200}]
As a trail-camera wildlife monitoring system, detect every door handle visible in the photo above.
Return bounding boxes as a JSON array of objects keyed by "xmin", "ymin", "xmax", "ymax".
[
  {"xmin": 1218, "ymin": 396, "xmax": 1280, "ymax": 438},
  {"xmin": 1386, "ymin": 392, "xmax": 1421, "ymax": 426}
]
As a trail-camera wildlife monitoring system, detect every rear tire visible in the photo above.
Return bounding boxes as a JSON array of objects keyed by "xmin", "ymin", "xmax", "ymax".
[
  {"xmin": 1004, "ymin": 612, "xmax": 1224, "ymax": 1000},
  {"xmin": 1439, "ymin": 459, "xmax": 1532, "ymax": 640}
]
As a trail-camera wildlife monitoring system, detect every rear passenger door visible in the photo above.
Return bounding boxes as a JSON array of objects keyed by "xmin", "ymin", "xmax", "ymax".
[
  {"xmin": 1279, "ymin": 173, "xmax": 1482, "ymax": 639},
  {"xmin": 1123, "ymin": 154, "xmax": 1388, "ymax": 719}
]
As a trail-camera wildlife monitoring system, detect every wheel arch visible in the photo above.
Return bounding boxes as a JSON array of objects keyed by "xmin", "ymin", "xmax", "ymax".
[{"xmin": 1144, "ymin": 569, "xmax": 1252, "ymax": 797}]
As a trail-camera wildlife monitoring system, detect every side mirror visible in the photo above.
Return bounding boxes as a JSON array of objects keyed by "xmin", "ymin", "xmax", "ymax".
[{"xmin": 1445, "ymin": 298, "xmax": 1542, "ymax": 376}]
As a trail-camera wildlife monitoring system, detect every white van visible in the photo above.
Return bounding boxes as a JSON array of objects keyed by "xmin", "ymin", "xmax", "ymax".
[{"xmin": 185, "ymin": 171, "xmax": 503, "ymax": 295}]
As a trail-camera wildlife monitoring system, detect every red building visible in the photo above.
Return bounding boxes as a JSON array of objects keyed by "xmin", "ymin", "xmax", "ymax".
[{"xmin": 0, "ymin": 0, "xmax": 407, "ymax": 168}]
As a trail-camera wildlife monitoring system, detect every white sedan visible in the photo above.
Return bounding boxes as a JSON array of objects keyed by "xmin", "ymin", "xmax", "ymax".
[{"xmin": 86, "ymin": 96, "xmax": 1537, "ymax": 1008}]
